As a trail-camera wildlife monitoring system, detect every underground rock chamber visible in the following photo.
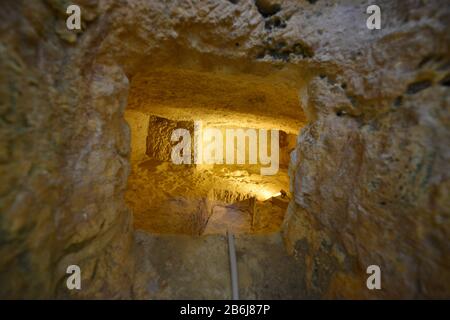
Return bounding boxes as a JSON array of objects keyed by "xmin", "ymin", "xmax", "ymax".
[
  {"xmin": 124, "ymin": 67, "xmax": 310, "ymax": 299},
  {"xmin": 1, "ymin": 0, "xmax": 449, "ymax": 301},
  {"xmin": 124, "ymin": 68, "xmax": 301, "ymax": 236}
]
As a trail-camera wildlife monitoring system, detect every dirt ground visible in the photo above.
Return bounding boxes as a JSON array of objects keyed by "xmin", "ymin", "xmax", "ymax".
[{"xmin": 132, "ymin": 231, "xmax": 307, "ymax": 299}]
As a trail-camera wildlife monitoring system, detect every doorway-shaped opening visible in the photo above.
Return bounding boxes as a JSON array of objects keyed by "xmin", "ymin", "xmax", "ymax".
[{"xmin": 124, "ymin": 67, "xmax": 304, "ymax": 236}]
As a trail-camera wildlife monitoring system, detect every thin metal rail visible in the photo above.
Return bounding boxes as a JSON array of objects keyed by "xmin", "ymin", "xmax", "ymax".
[{"xmin": 227, "ymin": 230, "xmax": 239, "ymax": 300}]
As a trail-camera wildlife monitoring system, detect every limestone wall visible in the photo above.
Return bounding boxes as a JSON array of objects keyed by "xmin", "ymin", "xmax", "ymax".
[
  {"xmin": 0, "ymin": 0, "xmax": 448, "ymax": 299},
  {"xmin": 146, "ymin": 115, "xmax": 194, "ymax": 162},
  {"xmin": 125, "ymin": 110, "xmax": 150, "ymax": 161},
  {"xmin": 281, "ymin": 2, "xmax": 450, "ymax": 298},
  {"xmin": 0, "ymin": 1, "xmax": 135, "ymax": 299},
  {"xmin": 145, "ymin": 116, "xmax": 295, "ymax": 169}
]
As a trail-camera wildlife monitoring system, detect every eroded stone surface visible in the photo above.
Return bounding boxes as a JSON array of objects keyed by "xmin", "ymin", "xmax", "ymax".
[
  {"xmin": 132, "ymin": 231, "xmax": 306, "ymax": 299},
  {"xmin": 0, "ymin": 0, "xmax": 448, "ymax": 299},
  {"xmin": 283, "ymin": 2, "xmax": 450, "ymax": 298},
  {"xmin": 126, "ymin": 158, "xmax": 289, "ymax": 235}
]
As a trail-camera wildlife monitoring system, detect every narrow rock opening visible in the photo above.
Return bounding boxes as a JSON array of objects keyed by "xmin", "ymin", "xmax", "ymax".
[{"xmin": 124, "ymin": 68, "xmax": 300, "ymax": 236}]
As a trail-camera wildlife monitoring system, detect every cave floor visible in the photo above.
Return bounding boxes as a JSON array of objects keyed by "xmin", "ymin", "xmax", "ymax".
[{"xmin": 132, "ymin": 231, "xmax": 307, "ymax": 299}]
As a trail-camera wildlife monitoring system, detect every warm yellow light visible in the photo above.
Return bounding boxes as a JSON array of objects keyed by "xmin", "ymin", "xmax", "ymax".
[
  {"xmin": 272, "ymin": 192, "xmax": 281, "ymax": 197},
  {"xmin": 255, "ymin": 189, "xmax": 280, "ymax": 201}
]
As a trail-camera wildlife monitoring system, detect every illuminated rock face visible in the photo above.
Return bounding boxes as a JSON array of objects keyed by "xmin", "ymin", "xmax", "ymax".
[
  {"xmin": 145, "ymin": 115, "xmax": 194, "ymax": 162},
  {"xmin": 0, "ymin": 0, "xmax": 449, "ymax": 299}
]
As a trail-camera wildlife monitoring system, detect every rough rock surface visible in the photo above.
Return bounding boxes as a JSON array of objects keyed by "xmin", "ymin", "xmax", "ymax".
[
  {"xmin": 1, "ymin": 0, "xmax": 136, "ymax": 299},
  {"xmin": 124, "ymin": 110, "xmax": 149, "ymax": 161},
  {"xmin": 145, "ymin": 115, "xmax": 194, "ymax": 162},
  {"xmin": 133, "ymin": 231, "xmax": 306, "ymax": 299},
  {"xmin": 126, "ymin": 158, "xmax": 289, "ymax": 235},
  {"xmin": 127, "ymin": 68, "xmax": 305, "ymax": 134},
  {"xmin": 283, "ymin": 2, "xmax": 450, "ymax": 298},
  {"xmin": 0, "ymin": 0, "xmax": 449, "ymax": 299},
  {"xmin": 128, "ymin": 111, "xmax": 296, "ymax": 167}
]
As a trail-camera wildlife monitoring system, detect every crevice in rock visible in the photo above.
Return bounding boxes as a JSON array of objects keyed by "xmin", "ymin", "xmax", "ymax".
[
  {"xmin": 406, "ymin": 80, "xmax": 433, "ymax": 95},
  {"xmin": 257, "ymin": 40, "xmax": 314, "ymax": 61},
  {"xmin": 265, "ymin": 16, "xmax": 287, "ymax": 30},
  {"xmin": 254, "ymin": 0, "xmax": 281, "ymax": 18},
  {"xmin": 439, "ymin": 74, "xmax": 450, "ymax": 86}
]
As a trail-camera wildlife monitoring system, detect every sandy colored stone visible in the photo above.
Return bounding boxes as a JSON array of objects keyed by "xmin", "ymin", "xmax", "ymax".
[{"xmin": 0, "ymin": 0, "xmax": 448, "ymax": 299}]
